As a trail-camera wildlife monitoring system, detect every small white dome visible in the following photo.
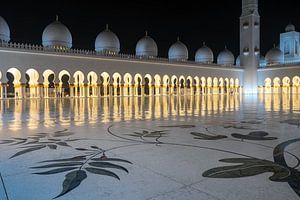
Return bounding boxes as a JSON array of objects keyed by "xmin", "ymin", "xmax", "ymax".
[
  {"xmin": 95, "ymin": 25, "xmax": 120, "ymax": 54},
  {"xmin": 168, "ymin": 38, "xmax": 188, "ymax": 61},
  {"xmin": 260, "ymin": 55, "xmax": 267, "ymax": 67},
  {"xmin": 42, "ymin": 18, "xmax": 72, "ymax": 49},
  {"xmin": 0, "ymin": 16, "xmax": 10, "ymax": 43},
  {"xmin": 136, "ymin": 32, "xmax": 158, "ymax": 57},
  {"xmin": 217, "ymin": 48, "xmax": 235, "ymax": 66},
  {"xmin": 265, "ymin": 47, "xmax": 284, "ymax": 65},
  {"xmin": 195, "ymin": 44, "xmax": 214, "ymax": 64},
  {"xmin": 285, "ymin": 24, "xmax": 295, "ymax": 32},
  {"xmin": 236, "ymin": 55, "xmax": 240, "ymax": 66}
]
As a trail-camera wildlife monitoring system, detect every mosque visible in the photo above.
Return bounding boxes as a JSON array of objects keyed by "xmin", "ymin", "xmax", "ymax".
[{"xmin": 0, "ymin": 0, "xmax": 299, "ymax": 99}]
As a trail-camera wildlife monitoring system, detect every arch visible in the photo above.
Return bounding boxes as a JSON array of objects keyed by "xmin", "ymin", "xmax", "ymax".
[
  {"xmin": 6, "ymin": 68, "xmax": 22, "ymax": 98},
  {"xmin": 171, "ymin": 75, "xmax": 178, "ymax": 95},
  {"xmin": 282, "ymin": 76, "xmax": 290, "ymax": 87},
  {"xmin": 123, "ymin": 73, "xmax": 133, "ymax": 96},
  {"xmin": 134, "ymin": 73, "xmax": 143, "ymax": 96},
  {"xmin": 26, "ymin": 68, "xmax": 39, "ymax": 85},
  {"xmin": 264, "ymin": 78, "xmax": 272, "ymax": 87},
  {"xmin": 144, "ymin": 74, "xmax": 153, "ymax": 96},
  {"xmin": 273, "ymin": 77, "xmax": 281, "ymax": 87},
  {"xmin": 0, "ymin": 71, "xmax": 2, "ymax": 81},
  {"xmin": 207, "ymin": 77, "xmax": 212, "ymax": 87},
  {"xmin": 282, "ymin": 76, "xmax": 291, "ymax": 94},
  {"xmin": 186, "ymin": 76, "xmax": 193, "ymax": 88},
  {"xmin": 162, "ymin": 75, "xmax": 170, "ymax": 95},
  {"xmin": 194, "ymin": 76, "xmax": 200, "ymax": 95},
  {"xmin": 235, "ymin": 78, "xmax": 240, "ymax": 94},
  {"xmin": 7, "ymin": 68, "xmax": 21, "ymax": 84},
  {"xmin": 292, "ymin": 76, "xmax": 300, "ymax": 94},
  {"xmin": 219, "ymin": 78, "xmax": 224, "ymax": 94},
  {"xmin": 26, "ymin": 68, "xmax": 40, "ymax": 98},
  {"xmin": 154, "ymin": 74, "xmax": 161, "ymax": 95},
  {"xmin": 87, "ymin": 71, "xmax": 98, "ymax": 85},
  {"xmin": 123, "ymin": 73, "xmax": 132, "ymax": 85},
  {"xmin": 100, "ymin": 72, "xmax": 110, "ymax": 96},
  {"xmin": 87, "ymin": 71, "xmax": 98, "ymax": 97},
  {"xmin": 112, "ymin": 72, "xmax": 122, "ymax": 96},
  {"xmin": 292, "ymin": 76, "xmax": 300, "ymax": 86},
  {"xmin": 224, "ymin": 78, "xmax": 229, "ymax": 93},
  {"xmin": 273, "ymin": 77, "xmax": 281, "ymax": 94},
  {"xmin": 235, "ymin": 79, "xmax": 239, "ymax": 87},
  {"xmin": 200, "ymin": 76, "xmax": 206, "ymax": 94},
  {"xmin": 73, "ymin": 71, "xmax": 85, "ymax": 85},
  {"xmin": 58, "ymin": 70, "xmax": 71, "ymax": 97},
  {"xmin": 43, "ymin": 69, "xmax": 55, "ymax": 85}
]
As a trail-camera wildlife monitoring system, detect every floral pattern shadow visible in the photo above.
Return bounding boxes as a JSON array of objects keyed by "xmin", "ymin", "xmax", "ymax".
[{"xmin": 0, "ymin": 129, "xmax": 133, "ymax": 199}]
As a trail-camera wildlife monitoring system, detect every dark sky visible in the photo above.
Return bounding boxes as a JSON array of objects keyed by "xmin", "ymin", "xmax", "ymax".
[{"xmin": 1, "ymin": 0, "xmax": 299, "ymax": 59}]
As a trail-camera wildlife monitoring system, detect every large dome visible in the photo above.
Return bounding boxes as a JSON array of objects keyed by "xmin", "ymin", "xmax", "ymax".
[
  {"xmin": 42, "ymin": 18, "xmax": 72, "ymax": 49},
  {"xmin": 136, "ymin": 32, "xmax": 158, "ymax": 57},
  {"xmin": 265, "ymin": 47, "xmax": 284, "ymax": 65},
  {"xmin": 195, "ymin": 44, "xmax": 214, "ymax": 64},
  {"xmin": 95, "ymin": 25, "xmax": 120, "ymax": 54},
  {"xmin": 285, "ymin": 23, "xmax": 295, "ymax": 32},
  {"xmin": 217, "ymin": 48, "xmax": 235, "ymax": 65},
  {"xmin": 0, "ymin": 16, "xmax": 10, "ymax": 43},
  {"xmin": 168, "ymin": 38, "xmax": 188, "ymax": 61}
]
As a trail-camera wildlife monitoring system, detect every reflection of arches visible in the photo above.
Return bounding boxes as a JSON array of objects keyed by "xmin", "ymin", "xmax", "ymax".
[
  {"xmin": 144, "ymin": 74, "xmax": 153, "ymax": 96},
  {"xmin": 264, "ymin": 78, "xmax": 272, "ymax": 94},
  {"xmin": 134, "ymin": 73, "xmax": 143, "ymax": 96},
  {"xmin": 87, "ymin": 71, "xmax": 98, "ymax": 97},
  {"xmin": 7, "ymin": 68, "xmax": 22, "ymax": 98},
  {"xmin": 26, "ymin": 68, "xmax": 39, "ymax": 98},
  {"xmin": 112, "ymin": 72, "xmax": 122, "ymax": 96},
  {"xmin": 100, "ymin": 72, "xmax": 110, "ymax": 96},
  {"xmin": 58, "ymin": 70, "xmax": 71, "ymax": 97},
  {"xmin": 123, "ymin": 73, "xmax": 132, "ymax": 96},
  {"xmin": 154, "ymin": 74, "xmax": 161, "ymax": 95}
]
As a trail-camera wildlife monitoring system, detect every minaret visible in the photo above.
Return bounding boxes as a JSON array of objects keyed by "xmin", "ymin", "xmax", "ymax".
[{"xmin": 240, "ymin": 0, "xmax": 260, "ymax": 94}]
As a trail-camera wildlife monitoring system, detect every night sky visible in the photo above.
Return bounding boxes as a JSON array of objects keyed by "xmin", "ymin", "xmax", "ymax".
[{"xmin": 1, "ymin": 0, "xmax": 299, "ymax": 59}]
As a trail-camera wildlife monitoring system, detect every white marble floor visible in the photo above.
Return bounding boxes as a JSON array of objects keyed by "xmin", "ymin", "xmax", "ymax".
[{"xmin": 0, "ymin": 95, "xmax": 299, "ymax": 200}]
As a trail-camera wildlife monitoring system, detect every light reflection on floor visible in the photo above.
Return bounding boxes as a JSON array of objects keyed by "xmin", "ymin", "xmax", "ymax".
[{"xmin": 0, "ymin": 94, "xmax": 299, "ymax": 200}]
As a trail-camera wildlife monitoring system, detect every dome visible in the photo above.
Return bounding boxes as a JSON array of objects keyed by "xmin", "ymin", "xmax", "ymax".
[
  {"xmin": 236, "ymin": 55, "xmax": 240, "ymax": 66},
  {"xmin": 168, "ymin": 38, "xmax": 188, "ymax": 61},
  {"xmin": 95, "ymin": 25, "xmax": 120, "ymax": 54},
  {"xmin": 260, "ymin": 55, "xmax": 267, "ymax": 67},
  {"xmin": 217, "ymin": 47, "xmax": 235, "ymax": 65},
  {"xmin": 265, "ymin": 47, "xmax": 284, "ymax": 65},
  {"xmin": 42, "ymin": 18, "xmax": 72, "ymax": 49},
  {"xmin": 195, "ymin": 44, "xmax": 214, "ymax": 64},
  {"xmin": 285, "ymin": 24, "xmax": 295, "ymax": 32},
  {"xmin": 136, "ymin": 32, "xmax": 158, "ymax": 57},
  {"xmin": 0, "ymin": 16, "xmax": 10, "ymax": 43}
]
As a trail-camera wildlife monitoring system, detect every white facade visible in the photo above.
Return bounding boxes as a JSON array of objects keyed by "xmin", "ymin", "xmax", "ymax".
[{"xmin": 0, "ymin": 0, "xmax": 299, "ymax": 99}]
